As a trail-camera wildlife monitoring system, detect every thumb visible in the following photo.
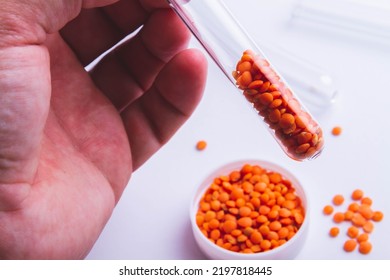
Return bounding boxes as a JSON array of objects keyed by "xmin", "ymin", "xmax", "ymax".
[
  {"xmin": 0, "ymin": 0, "xmax": 119, "ymax": 47},
  {"xmin": 0, "ymin": 0, "xmax": 117, "ymax": 209}
]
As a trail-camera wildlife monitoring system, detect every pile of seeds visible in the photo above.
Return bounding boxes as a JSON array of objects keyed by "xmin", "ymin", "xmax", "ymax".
[
  {"xmin": 196, "ymin": 163, "xmax": 305, "ymax": 254},
  {"xmin": 232, "ymin": 50, "xmax": 324, "ymax": 161}
]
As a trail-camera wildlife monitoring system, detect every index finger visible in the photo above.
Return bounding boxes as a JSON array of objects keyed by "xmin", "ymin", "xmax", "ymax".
[{"xmin": 139, "ymin": 0, "xmax": 171, "ymax": 11}]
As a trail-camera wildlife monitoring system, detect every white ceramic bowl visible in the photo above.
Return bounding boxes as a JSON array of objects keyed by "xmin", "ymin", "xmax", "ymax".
[{"xmin": 190, "ymin": 159, "xmax": 309, "ymax": 260}]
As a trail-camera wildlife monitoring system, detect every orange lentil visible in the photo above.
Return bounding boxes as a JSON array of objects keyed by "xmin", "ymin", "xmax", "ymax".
[
  {"xmin": 196, "ymin": 163, "xmax": 305, "ymax": 254},
  {"xmin": 372, "ymin": 211, "xmax": 384, "ymax": 222},
  {"xmin": 359, "ymin": 241, "xmax": 372, "ymax": 254},
  {"xmin": 209, "ymin": 219, "xmax": 220, "ymax": 230},
  {"xmin": 229, "ymin": 171, "xmax": 241, "ymax": 182},
  {"xmin": 343, "ymin": 239, "xmax": 357, "ymax": 252},
  {"xmin": 225, "ymin": 234, "xmax": 237, "ymax": 245},
  {"xmin": 279, "ymin": 208, "xmax": 291, "ymax": 218},
  {"xmin": 278, "ymin": 239, "xmax": 287, "ymax": 246},
  {"xmin": 268, "ymin": 210, "xmax": 279, "ymax": 220},
  {"xmin": 269, "ymin": 221, "xmax": 282, "ymax": 232},
  {"xmin": 362, "ymin": 221, "xmax": 374, "ymax": 233},
  {"xmin": 210, "ymin": 200, "xmax": 221, "ymax": 211},
  {"xmin": 233, "ymin": 51, "xmax": 323, "ymax": 161},
  {"xmin": 250, "ymin": 197, "xmax": 261, "ymax": 208},
  {"xmin": 358, "ymin": 204, "xmax": 373, "ymax": 220},
  {"xmin": 287, "ymin": 231, "xmax": 296, "ymax": 240},
  {"xmin": 224, "ymin": 214, "xmax": 236, "ymax": 222},
  {"xmin": 237, "ymin": 61, "xmax": 252, "ymax": 72},
  {"xmin": 267, "ymin": 231, "xmax": 279, "ymax": 241},
  {"xmin": 237, "ymin": 217, "xmax": 253, "ymax": 228},
  {"xmin": 249, "ymin": 211, "xmax": 260, "ymax": 220},
  {"xmin": 344, "ymin": 210, "xmax": 354, "ymax": 221},
  {"xmin": 229, "ymin": 208, "xmax": 239, "ymax": 215},
  {"xmin": 242, "ymin": 182, "xmax": 254, "ymax": 193},
  {"xmin": 236, "ymin": 198, "xmax": 246, "ymax": 208},
  {"xmin": 294, "ymin": 213, "xmax": 304, "ymax": 224},
  {"xmin": 231, "ymin": 188, "xmax": 245, "ymax": 200},
  {"xmin": 347, "ymin": 226, "xmax": 359, "ymax": 238},
  {"xmin": 332, "ymin": 194, "xmax": 344, "ymax": 206},
  {"xmin": 322, "ymin": 205, "xmax": 333, "ymax": 215},
  {"xmin": 277, "ymin": 196, "xmax": 286, "ymax": 206},
  {"xmin": 259, "ymin": 205, "xmax": 271, "ymax": 215},
  {"xmin": 205, "ymin": 211, "xmax": 216, "ymax": 222},
  {"xmin": 257, "ymin": 215, "xmax": 268, "ymax": 224},
  {"xmin": 284, "ymin": 192, "xmax": 296, "ymax": 201},
  {"xmin": 237, "ymin": 234, "xmax": 248, "ymax": 243},
  {"xmin": 260, "ymin": 239, "xmax": 272, "ymax": 251},
  {"xmin": 351, "ymin": 189, "xmax": 364, "ymax": 200},
  {"xmin": 331, "ymin": 126, "xmax": 342, "ymax": 136},
  {"xmin": 250, "ymin": 231, "xmax": 263, "ymax": 244},
  {"xmin": 222, "ymin": 243, "xmax": 232, "ymax": 250},
  {"xmin": 200, "ymin": 201, "xmax": 210, "ymax": 212},
  {"xmin": 357, "ymin": 233, "xmax": 369, "ymax": 243},
  {"xmin": 280, "ymin": 218, "xmax": 293, "ymax": 225},
  {"xmin": 278, "ymin": 227, "xmax": 289, "ymax": 239},
  {"xmin": 239, "ymin": 71, "xmax": 252, "ymax": 87},
  {"xmin": 231, "ymin": 229, "xmax": 243, "ymax": 237},
  {"xmin": 218, "ymin": 192, "xmax": 229, "ymax": 203},
  {"xmin": 348, "ymin": 202, "xmax": 360, "ymax": 212},
  {"xmin": 329, "ymin": 227, "xmax": 340, "ymax": 237},
  {"xmin": 259, "ymin": 225, "xmax": 270, "ymax": 236},
  {"xmin": 251, "ymin": 245, "xmax": 261, "ymax": 253},
  {"xmin": 223, "ymin": 220, "xmax": 237, "ymax": 233},
  {"xmin": 352, "ymin": 213, "xmax": 366, "ymax": 227},
  {"xmin": 333, "ymin": 212, "xmax": 345, "ymax": 223},
  {"xmin": 283, "ymin": 200, "xmax": 296, "ymax": 210},
  {"xmin": 240, "ymin": 164, "xmax": 253, "ymax": 174},
  {"xmin": 361, "ymin": 197, "xmax": 373, "ymax": 206},
  {"xmin": 243, "ymin": 227, "xmax": 254, "ymax": 237},
  {"xmin": 196, "ymin": 140, "xmax": 207, "ymax": 151},
  {"xmin": 269, "ymin": 173, "xmax": 282, "ymax": 184},
  {"xmin": 260, "ymin": 193, "xmax": 270, "ymax": 204},
  {"xmin": 239, "ymin": 206, "xmax": 252, "ymax": 217},
  {"xmin": 210, "ymin": 229, "xmax": 221, "ymax": 241}
]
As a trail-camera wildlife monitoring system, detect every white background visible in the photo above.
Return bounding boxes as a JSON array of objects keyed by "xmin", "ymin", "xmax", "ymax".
[{"xmin": 87, "ymin": 0, "xmax": 390, "ymax": 259}]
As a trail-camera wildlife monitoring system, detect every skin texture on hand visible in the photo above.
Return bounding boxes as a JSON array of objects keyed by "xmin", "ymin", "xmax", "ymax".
[{"xmin": 0, "ymin": 0, "xmax": 207, "ymax": 259}]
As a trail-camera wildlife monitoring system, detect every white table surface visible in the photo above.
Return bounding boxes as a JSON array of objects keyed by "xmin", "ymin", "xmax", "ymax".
[{"xmin": 87, "ymin": 0, "xmax": 390, "ymax": 260}]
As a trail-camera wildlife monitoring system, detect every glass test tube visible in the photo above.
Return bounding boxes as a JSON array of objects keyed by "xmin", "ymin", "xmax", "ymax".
[
  {"xmin": 167, "ymin": 0, "xmax": 324, "ymax": 161},
  {"xmin": 260, "ymin": 43, "xmax": 338, "ymax": 111}
]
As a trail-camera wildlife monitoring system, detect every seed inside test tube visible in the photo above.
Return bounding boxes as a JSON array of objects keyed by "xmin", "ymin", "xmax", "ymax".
[{"xmin": 233, "ymin": 50, "xmax": 324, "ymax": 161}]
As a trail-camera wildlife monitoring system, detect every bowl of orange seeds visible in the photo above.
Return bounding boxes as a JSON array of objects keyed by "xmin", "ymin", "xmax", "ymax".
[{"xmin": 191, "ymin": 160, "xmax": 309, "ymax": 259}]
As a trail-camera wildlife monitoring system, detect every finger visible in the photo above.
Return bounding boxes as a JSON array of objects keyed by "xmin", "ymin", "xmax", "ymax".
[
  {"xmin": 121, "ymin": 49, "xmax": 207, "ymax": 170},
  {"xmin": 0, "ymin": 45, "xmax": 50, "ymax": 209},
  {"xmin": 83, "ymin": 0, "xmax": 119, "ymax": 8},
  {"xmin": 60, "ymin": 8, "xmax": 125, "ymax": 66},
  {"xmin": 90, "ymin": 8, "xmax": 190, "ymax": 110},
  {"xmin": 59, "ymin": 0, "xmax": 172, "ymax": 68},
  {"xmin": 60, "ymin": 0, "xmax": 148, "ymax": 66},
  {"xmin": 0, "ymin": 0, "xmax": 117, "ymax": 210},
  {"xmin": 1, "ymin": 1, "xmax": 119, "ymax": 47},
  {"xmin": 138, "ymin": 0, "xmax": 170, "ymax": 11}
]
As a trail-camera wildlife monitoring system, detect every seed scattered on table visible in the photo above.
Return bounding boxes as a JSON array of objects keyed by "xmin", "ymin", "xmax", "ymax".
[
  {"xmin": 323, "ymin": 189, "xmax": 384, "ymax": 255},
  {"xmin": 331, "ymin": 126, "xmax": 342, "ymax": 136},
  {"xmin": 329, "ymin": 227, "xmax": 340, "ymax": 237},
  {"xmin": 196, "ymin": 140, "xmax": 207, "ymax": 151}
]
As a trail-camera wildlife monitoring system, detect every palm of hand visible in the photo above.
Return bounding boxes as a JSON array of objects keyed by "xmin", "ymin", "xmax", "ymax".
[{"xmin": 0, "ymin": 1, "xmax": 207, "ymax": 259}]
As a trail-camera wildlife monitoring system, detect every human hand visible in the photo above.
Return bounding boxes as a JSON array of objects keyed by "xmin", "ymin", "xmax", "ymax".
[{"xmin": 0, "ymin": 0, "xmax": 207, "ymax": 259}]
